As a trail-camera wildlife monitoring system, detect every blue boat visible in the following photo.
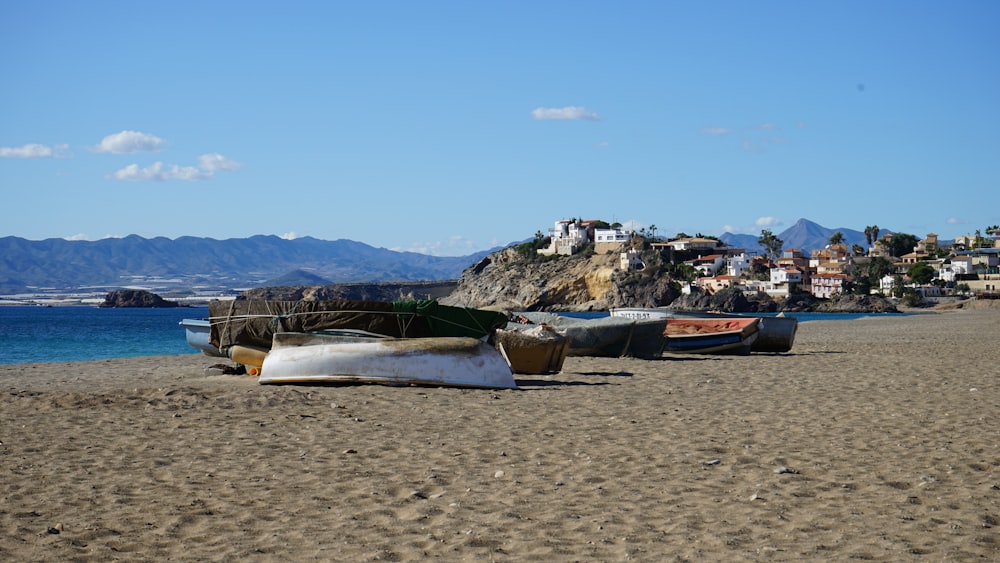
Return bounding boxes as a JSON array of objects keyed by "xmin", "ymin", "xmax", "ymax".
[{"xmin": 179, "ymin": 318, "xmax": 225, "ymax": 357}]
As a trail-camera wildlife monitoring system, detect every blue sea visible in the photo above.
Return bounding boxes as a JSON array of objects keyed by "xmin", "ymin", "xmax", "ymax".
[
  {"xmin": 0, "ymin": 306, "xmax": 209, "ymax": 365},
  {"xmin": 0, "ymin": 306, "xmax": 902, "ymax": 365}
]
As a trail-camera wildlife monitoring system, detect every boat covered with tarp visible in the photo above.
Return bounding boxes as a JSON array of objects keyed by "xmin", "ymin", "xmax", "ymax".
[{"xmin": 208, "ymin": 298, "xmax": 509, "ymax": 354}]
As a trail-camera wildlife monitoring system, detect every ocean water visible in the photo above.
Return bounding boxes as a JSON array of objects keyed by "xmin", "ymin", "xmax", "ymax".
[
  {"xmin": 0, "ymin": 306, "xmax": 209, "ymax": 365},
  {"xmin": 0, "ymin": 306, "xmax": 903, "ymax": 366}
]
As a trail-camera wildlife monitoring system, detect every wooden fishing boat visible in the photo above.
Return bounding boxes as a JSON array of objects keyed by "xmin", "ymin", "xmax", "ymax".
[
  {"xmin": 512, "ymin": 312, "xmax": 666, "ymax": 358},
  {"xmin": 662, "ymin": 317, "xmax": 760, "ymax": 355},
  {"xmin": 610, "ymin": 307, "xmax": 797, "ymax": 353},
  {"xmin": 257, "ymin": 332, "xmax": 517, "ymax": 389},
  {"xmin": 495, "ymin": 324, "xmax": 570, "ymax": 374}
]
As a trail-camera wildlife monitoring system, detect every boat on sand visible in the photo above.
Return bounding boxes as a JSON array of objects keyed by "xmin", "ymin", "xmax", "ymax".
[
  {"xmin": 258, "ymin": 331, "xmax": 517, "ymax": 389},
  {"xmin": 495, "ymin": 324, "xmax": 570, "ymax": 374},
  {"xmin": 511, "ymin": 312, "xmax": 667, "ymax": 359},
  {"xmin": 662, "ymin": 317, "xmax": 760, "ymax": 355},
  {"xmin": 610, "ymin": 307, "xmax": 797, "ymax": 353}
]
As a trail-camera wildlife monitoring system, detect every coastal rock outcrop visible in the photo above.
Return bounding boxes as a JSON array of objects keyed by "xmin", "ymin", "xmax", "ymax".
[
  {"xmin": 812, "ymin": 293, "xmax": 898, "ymax": 313},
  {"xmin": 666, "ymin": 287, "xmax": 778, "ymax": 313},
  {"xmin": 440, "ymin": 247, "xmax": 626, "ymax": 311},
  {"xmin": 100, "ymin": 289, "xmax": 181, "ymax": 308}
]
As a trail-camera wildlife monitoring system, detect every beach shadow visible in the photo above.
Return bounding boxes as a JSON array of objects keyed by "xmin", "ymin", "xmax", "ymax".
[
  {"xmin": 577, "ymin": 371, "xmax": 634, "ymax": 377},
  {"xmin": 657, "ymin": 355, "xmax": 737, "ymax": 362},
  {"xmin": 774, "ymin": 351, "xmax": 846, "ymax": 356},
  {"xmin": 514, "ymin": 378, "xmax": 613, "ymax": 388}
]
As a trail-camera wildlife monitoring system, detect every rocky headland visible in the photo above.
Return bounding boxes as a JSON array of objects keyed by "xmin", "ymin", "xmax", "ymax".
[
  {"xmin": 221, "ymin": 246, "xmax": 911, "ymax": 313},
  {"xmin": 440, "ymin": 246, "xmax": 899, "ymax": 313}
]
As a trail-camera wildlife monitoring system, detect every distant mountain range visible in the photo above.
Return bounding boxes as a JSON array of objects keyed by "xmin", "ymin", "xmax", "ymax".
[
  {"xmin": 0, "ymin": 219, "xmax": 915, "ymax": 295},
  {"xmin": 0, "ymin": 235, "xmax": 501, "ymax": 294},
  {"xmin": 720, "ymin": 218, "xmax": 894, "ymax": 255}
]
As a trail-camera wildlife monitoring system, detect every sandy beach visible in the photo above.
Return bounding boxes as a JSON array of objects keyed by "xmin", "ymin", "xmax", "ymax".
[{"xmin": 2, "ymin": 310, "xmax": 998, "ymax": 561}]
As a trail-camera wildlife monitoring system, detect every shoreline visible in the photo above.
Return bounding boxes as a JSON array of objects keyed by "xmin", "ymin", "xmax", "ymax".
[{"xmin": 2, "ymin": 309, "xmax": 998, "ymax": 560}]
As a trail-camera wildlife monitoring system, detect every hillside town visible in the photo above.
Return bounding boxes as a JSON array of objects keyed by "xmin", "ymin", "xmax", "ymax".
[{"xmin": 536, "ymin": 219, "xmax": 1000, "ymax": 302}]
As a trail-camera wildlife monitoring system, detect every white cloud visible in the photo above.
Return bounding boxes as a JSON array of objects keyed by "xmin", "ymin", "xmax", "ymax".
[
  {"xmin": 0, "ymin": 143, "xmax": 69, "ymax": 158},
  {"xmin": 280, "ymin": 232, "xmax": 300, "ymax": 240},
  {"xmin": 198, "ymin": 153, "xmax": 241, "ymax": 172},
  {"xmin": 755, "ymin": 216, "xmax": 782, "ymax": 228},
  {"xmin": 110, "ymin": 153, "xmax": 240, "ymax": 182},
  {"xmin": 94, "ymin": 130, "xmax": 166, "ymax": 154},
  {"xmin": 65, "ymin": 233, "xmax": 90, "ymax": 241},
  {"xmin": 112, "ymin": 162, "xmax": 208, "ymax": 181},
  {"xmin": 531, "ymin": 106, "xmax": 600, "ymax": 121},
  {"xmin": 946, "ymin": 217, "xmax": 961, "ymax": 225}
]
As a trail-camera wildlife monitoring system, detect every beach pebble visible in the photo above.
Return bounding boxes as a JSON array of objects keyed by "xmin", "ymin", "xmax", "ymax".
[
  {"xmin": 774, "ymin": 466, "xmax": 799, "ymax": 474},
  {"xmin": 494, "ymin": 470, "xmax": 505, "ymax": 479},
  {"xmin": 704, "ymin": 459, "xmax": 721, "ymax": 466}
]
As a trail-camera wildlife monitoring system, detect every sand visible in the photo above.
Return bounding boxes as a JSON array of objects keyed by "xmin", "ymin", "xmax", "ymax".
[{"xmin": 2, "ymin": 310, "xmax": 998, "ymax": 561}]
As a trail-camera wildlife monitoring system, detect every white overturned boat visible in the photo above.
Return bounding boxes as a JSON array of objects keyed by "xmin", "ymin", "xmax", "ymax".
[{"xmin": 258, "ymin": 332, "xmax": 517, "ymax": 389}]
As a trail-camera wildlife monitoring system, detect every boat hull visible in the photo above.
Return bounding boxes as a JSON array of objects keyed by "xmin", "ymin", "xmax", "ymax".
[
  {"xmin": 663, "ymin": 317, "xmax": 761, "ymax": 355},
  {"xmin": 610, "ymin": 308, "xmax": 797, "ymax": 353},
  {"xmin": 258, "ymin": 332, "xmax": 517, "ymax": 389},
  {"xmin": 513, "ymin": 312, "xmax": 666, "ymax": 358},
  {"xmin": 495, "ymin": 326, "xmax": 570, "ymax": 374},
  {"xmin": 179, "ymin": 319, "xmax": 225, "ymax": 357}
]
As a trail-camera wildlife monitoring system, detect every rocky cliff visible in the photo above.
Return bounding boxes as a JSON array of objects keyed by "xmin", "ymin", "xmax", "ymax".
[
  {"xmin": 439, "ymin": 247, "xmax": 682, "ymax": 311},
  {"xmin": 439, "ymin": 246, "xmax": 898, "ymax": 313}
]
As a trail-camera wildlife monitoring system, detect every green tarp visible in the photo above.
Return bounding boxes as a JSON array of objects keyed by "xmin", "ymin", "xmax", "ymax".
[{"xmin": 209, "ymin": 299, "xmax": 507, "ymax": 351}]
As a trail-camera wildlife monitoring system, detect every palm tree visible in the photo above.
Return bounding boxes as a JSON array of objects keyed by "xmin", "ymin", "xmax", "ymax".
[
  {"xmin": 758, "ymin": 229, "xmax": 783, "ymax": 261},
  {"xmin": 828, "ymin": 231, "xmax": 844, "ymax": 246},
  {"xmin": 852, "ymin": 244, "xmax": 864, "ymax": 256},
  {"xmin": 864, "ymin": 226, "xmax": 874, "ymax": 247}
]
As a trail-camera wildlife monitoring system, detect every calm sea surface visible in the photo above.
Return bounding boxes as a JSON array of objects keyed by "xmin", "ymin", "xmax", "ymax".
[
  {"xmin": 0, "ymin": 306, "xmax": 208, "ymax": 365},
  {"xmin": 0, "ymin": 306, "xmax": 901, "ymax": 366}
]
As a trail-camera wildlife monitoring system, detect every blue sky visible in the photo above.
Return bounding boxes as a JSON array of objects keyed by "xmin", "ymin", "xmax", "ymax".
[{"xmin": 2, "ymin": 1, "xmax": 998, "ymax": 256}]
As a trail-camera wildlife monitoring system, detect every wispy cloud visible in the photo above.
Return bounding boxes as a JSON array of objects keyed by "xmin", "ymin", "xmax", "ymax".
[
  {"xmin": 755, "ymin": 216, "xmax": 782, "ymax": 228},
  {"xmin": 394, "ymin": 235, "xmax": 478, "ymax": 256},
  {"xmin": 594, "ymin": 141, "xmax": 609, "ymax": 148},
  {"xmin": 280, "ymin": 232, "xmax": 300, "ymax": 240},
  {"xmin": 702, "ymin": 127, "xmax": 734, "ymax": 136},
  {"xmin": 704, "ymin": 122, "xmax": 798, "ymax": 153},
  {"xmin": 110, "ymin": 153, "xmax": 240, "ymax": 181},
  {"xmin": 94, "ymin": 130, "xmax": 166, "ymax": 154},
  {"xmin": 0, "ymin": 143, "xmax": 70, "ymax": 158},
  {"xmin": 197, "ymin": 153, "xmax": 241, "ymax": 173},
  {"xmin": 531, "ymin": 106, "xmax": 600, "ymax": 121}
]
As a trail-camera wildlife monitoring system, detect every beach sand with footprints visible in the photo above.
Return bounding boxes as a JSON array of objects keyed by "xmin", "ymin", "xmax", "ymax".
[{"xmin": 2, "ymin": 309, "xmax": 998, "ymax": 560}]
